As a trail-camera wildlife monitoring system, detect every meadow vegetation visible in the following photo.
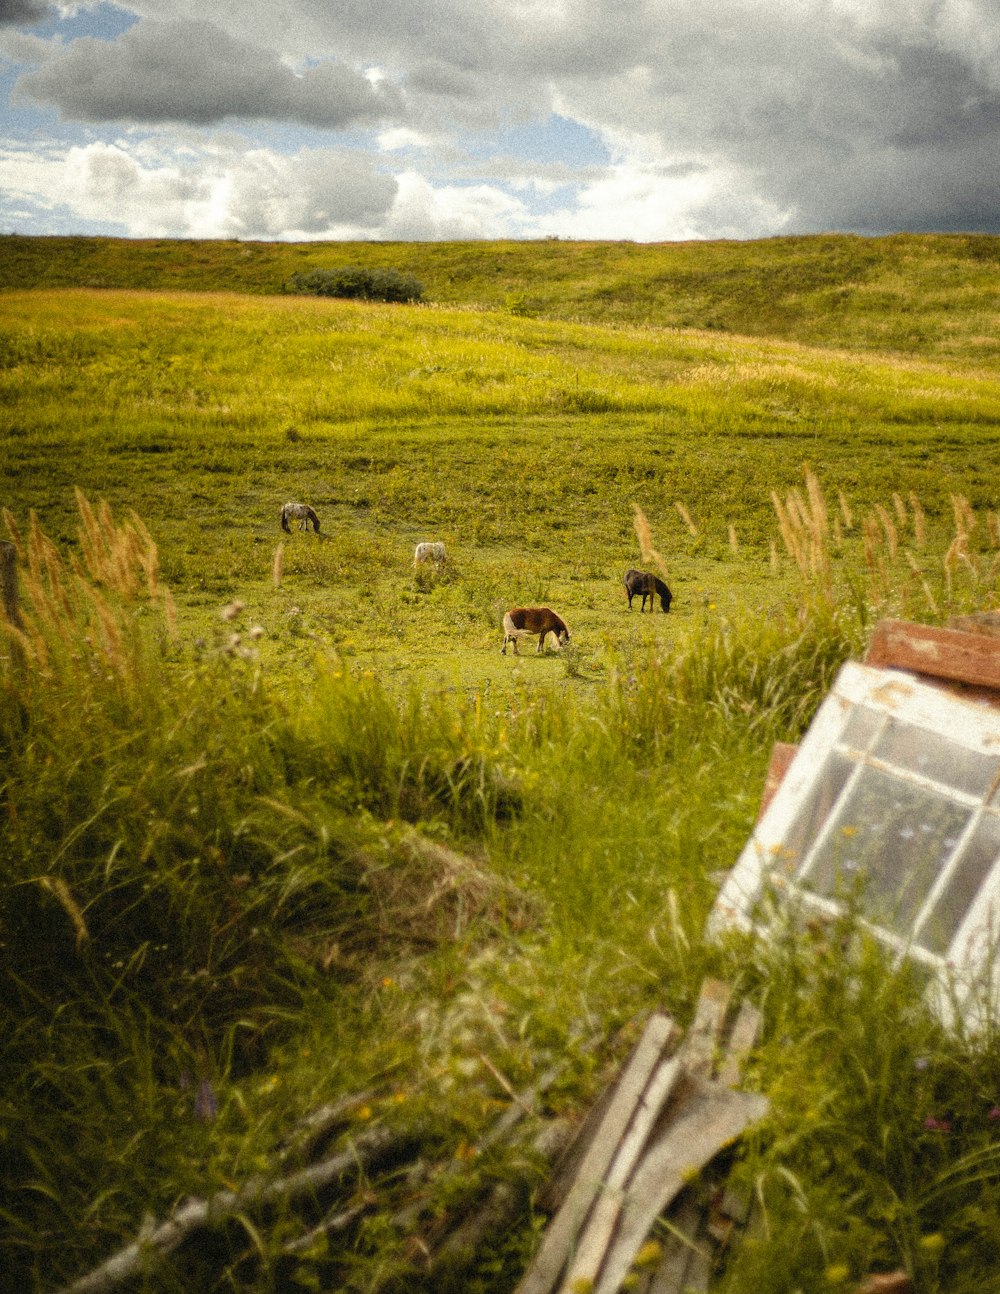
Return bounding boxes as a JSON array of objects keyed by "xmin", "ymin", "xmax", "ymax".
[{"xmin": 2, "ymin": 234, "xmax": 1000, "ymax": 1293}]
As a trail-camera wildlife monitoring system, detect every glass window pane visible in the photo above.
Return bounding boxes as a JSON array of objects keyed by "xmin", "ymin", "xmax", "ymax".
[
  {"xmin": 776, "ymin": 750, "xmax": 855, "ymax": 877},
  {"xmin": 799, "ymin": 766, "xmax": 971, "ymax": 937},
  {"xmin": 918, "ymin": 813, "xmax": 1000, "ymax": 955},
  {"xmin": 839, "ymin": 705, "xmax": 884, "ymax": 752},
  {"xmin": 872, "ymin": 717, "xmax": 1000, "ymax": 797}
]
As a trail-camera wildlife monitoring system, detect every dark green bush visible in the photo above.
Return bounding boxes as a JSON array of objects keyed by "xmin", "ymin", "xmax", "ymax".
[{"xmin": 285, "ymin": 265, "xmax": 424, "ymax": 303}]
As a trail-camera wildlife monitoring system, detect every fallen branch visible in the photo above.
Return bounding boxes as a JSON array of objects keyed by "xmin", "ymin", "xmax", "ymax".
[
  {"xmin": 282, "ymin": 1199, "xmax": 376, "ymax": 1257},
  {"xmin": 58, "ymin": 1126, "xmax": 414, "ymax": 1294},
  {"xmin": 278, "ymin": 1090, "xmax": 378, "ymax": 1164}
]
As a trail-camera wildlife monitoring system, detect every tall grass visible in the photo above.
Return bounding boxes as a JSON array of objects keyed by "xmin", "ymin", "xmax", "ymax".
[{"xmin": 4, "ymin": 482, "xmax": 1000, "ymax": 1290}]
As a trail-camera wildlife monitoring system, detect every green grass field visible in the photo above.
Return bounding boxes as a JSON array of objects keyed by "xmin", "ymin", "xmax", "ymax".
[{"xmin": 2, "ymin": 234, "xmax": 1000, "ymax": 1294}]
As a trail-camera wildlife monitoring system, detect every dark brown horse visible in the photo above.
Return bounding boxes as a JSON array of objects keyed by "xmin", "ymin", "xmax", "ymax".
[{"xmin": 624, "ymin": 568, "xmax": 672, "ymax": 612}]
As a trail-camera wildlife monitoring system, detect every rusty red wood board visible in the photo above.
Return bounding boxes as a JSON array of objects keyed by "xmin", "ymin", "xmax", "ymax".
[
  {"xmin": 756, "ymin": 742, "xmax": 799, "ymax": 823},
  {"xmin": 865, "ymin": 619, "xmax": 1000, "ymax": 692}
]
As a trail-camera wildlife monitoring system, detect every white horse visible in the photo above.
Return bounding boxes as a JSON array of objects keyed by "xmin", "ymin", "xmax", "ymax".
[
  {"xmin": 281, "ymin": 501, "xmax": 320, "ymax": 533},
  {"xmin": 413, "ymin": 540, "xmax": 447, "ymax": 568}
]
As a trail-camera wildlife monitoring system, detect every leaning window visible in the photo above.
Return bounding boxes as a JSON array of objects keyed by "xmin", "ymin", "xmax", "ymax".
[{"xmin": 710, "ymin": 660, "xmax": 1000, "ymax": 1025}]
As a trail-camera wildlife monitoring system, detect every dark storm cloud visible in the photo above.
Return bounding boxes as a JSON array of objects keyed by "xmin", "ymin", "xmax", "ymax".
[
  {"xmin": 8, "ymin": 0, "xmax": 1000, "ymax": 238},
  {"xmin": 14, "ymin": 18, "xmax": 401, "ymax": 127},
  {"xmin": 0, "ymin": 0, "xmax": 49, "ymax": 25}
]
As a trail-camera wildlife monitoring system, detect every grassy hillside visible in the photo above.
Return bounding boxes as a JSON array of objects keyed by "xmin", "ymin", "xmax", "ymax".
[
  {"xmin": 2, "ymin": 239, "xmax": 1000, "ymax": 1294},
  {"xmin": 3, "ymin": 231, "xmax": 1000, "ymax": 360}
]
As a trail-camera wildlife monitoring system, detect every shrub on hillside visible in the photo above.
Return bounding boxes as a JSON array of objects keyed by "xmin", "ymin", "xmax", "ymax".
[{"xmin": 285, "ymin": 265, "xmax": 424, "ymax": 303}]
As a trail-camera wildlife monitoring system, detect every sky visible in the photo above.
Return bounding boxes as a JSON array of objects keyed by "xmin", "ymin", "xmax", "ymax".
[{"xmin": 1, "ymin": 0, "xmax": 999, "ymax": 242}]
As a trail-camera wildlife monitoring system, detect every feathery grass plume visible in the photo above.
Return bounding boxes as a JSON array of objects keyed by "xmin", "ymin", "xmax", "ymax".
[
  {"xmin": 632, "ymin": 505, "xmax": 671, "ymax": 582},
  {"xmin": 771, "ymin": 489, "xmax": 807, "ymax": 576},
  {"xmin": 162, "ymin": 585, "xmax": 177, "ymax": 636},
  {"xmin": 127, "ymin": 509, "xmax": 160, "ymax": 597},
  {"xmin": 86, "ymin": 581, "xmax": 127, "ymax": 672},
  {"xmin": 905, "ymin": 551, "xmax": 939, "ymax": 615},
  {"xmin": 2, "ymin": 507, "xmax": 24, "ymax": 560},
  {"xmin": 862, "ymin": 516, "xmax": 891, "ymax": 604},
  {"xmin": 804, "ymin": 465, "xmax": 829, "ymax": 545},
  {"xmin": 39, "ymin": 876, "xmax": 89, "ymax": 949},
  {"xmin": 892, "ymin": 492, "xmax": 908, "ymax": 527},
  {"xmin": 837, "ymin": 489, "xmax": 854, "ymax": 532},
  {"xmin": 272, "ymin": 543, "xmax": 285, "ymax": 589},
  {"xmin": 875, "ymin": 503, "xmax": 899, "ymax": 561},
  {"xmin": 787, "ymin": 487, "xmax": 810, "ymax": 535},
  {"xmin": 673, "ymin": 500, "xmax": 698, "ymax": 537},
  {"xmin": 727, "ymin": 523, "xmax": 739, "ymax": 554},
  {"xmin": 942, "ymin": 531, "xmax": 976, "ymax": 603},
  {"xmin": 909, "ymin": 491, "xmax": 927, "ymax": 548},
  {"xmin": 951, "ymin": 493, "xmax": 976, "ymax": 539},
  {"xmin": 75, "ymin": 486, "xmax": 110, "ymax": 584}
]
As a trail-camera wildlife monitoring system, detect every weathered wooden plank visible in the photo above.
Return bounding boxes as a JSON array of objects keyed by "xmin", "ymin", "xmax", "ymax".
[
  {"xmin": 865, "ymin": 618, "xmax": 1000, "ymax": 692},
  {"xmin": 716, "ymin": 1001, "xmax": 763, "ymax": 1089},
  {"xmin": 593, "ymin": 1077, "xmax": 769, "ymax": 1294},
  {"xmin": 640, "ymin": 1195, "xmax": 702, "ymax": 1294},
  {"xmin": 539, "ymin": 1026, "xmax": 678, "ymax": 1215},
  {"xmin": 513, "ymin": 1013, "xmax": 676, "ymax": 1294},
  {"xmin": 680, "ymin": 979, "xmax": 732, "ymax": 1079},
  {"xmin": 558, "ymin": 1057, "xmax": 684, "ymax": 1293}
]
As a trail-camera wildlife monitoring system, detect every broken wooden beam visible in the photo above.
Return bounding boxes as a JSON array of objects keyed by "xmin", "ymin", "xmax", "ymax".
[
  {"xmin": 592, "ymin": 1076, "xmax": 769, "ymax": 1294},
  {"xmin": 513, "ymin": 1013, "xmax": 676, "ymax": 1294}
]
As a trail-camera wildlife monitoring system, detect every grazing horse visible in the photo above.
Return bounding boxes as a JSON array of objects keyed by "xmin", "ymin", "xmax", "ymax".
[
  {"xmin": 501, "ymin": 606, "xmax": 570, "ymax": 655},
  {"xmin": 413, "ymin": 540, "xmax": 447, "ymax": 568},
  {"xmin": 624, "ymin": 568, "xmax": 672, "ymax": 612},
  {"xmin": 281, "ymin": 501, "xmax": 320, "ymax": 533}
]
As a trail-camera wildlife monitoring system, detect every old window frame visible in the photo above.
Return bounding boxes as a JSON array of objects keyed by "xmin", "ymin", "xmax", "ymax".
[{"xmin": 710, "ymin": 660, "xmax": 1000, "ymax": 1025}]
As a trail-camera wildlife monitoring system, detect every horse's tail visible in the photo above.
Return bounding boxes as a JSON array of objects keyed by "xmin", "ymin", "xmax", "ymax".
[{"xmin": 281, "ymin": 508, "xmax": 291, "ymax": 533}]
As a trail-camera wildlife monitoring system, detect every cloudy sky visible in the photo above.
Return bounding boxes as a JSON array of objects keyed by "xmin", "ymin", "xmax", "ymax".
[{"xmin": 1, "ymin": 0, "xmax": 999, "ymax": 242}]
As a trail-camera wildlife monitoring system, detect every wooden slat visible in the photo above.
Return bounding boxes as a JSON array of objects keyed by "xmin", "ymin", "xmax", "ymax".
[
  {"xmin": 680, "ymin": 979, "xmax": 732, "ymax": 1079},
  {"xmin": 865, "ymin": 618, "xmax": 1000, "ymax": 692},
  {"xmin": 513, "ymin": 1013, "xmax": 675, "ymax": 1294},
  {"xmin": 593, "ymin": 1077, "xmax": 769, "ymax": 1294},
  {"xmin": 716, "ymin": 1002, "xmax": 762, "ymax": 1089},
  {"xmin": 558, "ymin": 1057, "xmax": 684, "ymax": 1293},
  {"xmin": 641, "ymin": 1195, "xmax": 702, "ymax": 1294}
]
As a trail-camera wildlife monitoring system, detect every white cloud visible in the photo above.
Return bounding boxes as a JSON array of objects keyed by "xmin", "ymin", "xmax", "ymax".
[
  {"xmin": 5, "ymin": 0, "xmax": 1000, "ymax": 238},
  {"xmin": 1, "ymin": 137, "xmax": 398, "ymax": 238},
  {"xmin": 380, "ymin": 171, "xmax": 534, "ymax": 239}
]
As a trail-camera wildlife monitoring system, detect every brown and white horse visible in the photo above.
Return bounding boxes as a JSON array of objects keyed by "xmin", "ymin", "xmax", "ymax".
[
  {"xmin": 501, "ymin": 606, "xmax": 570, "ymax": 655},
  {"xmin": 624, "ymin": 568, "xmax": 672, "ymax": 613},
  {"xmin": 281, "ymin": 501, "xmax": 320, "ymax": 533}
]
